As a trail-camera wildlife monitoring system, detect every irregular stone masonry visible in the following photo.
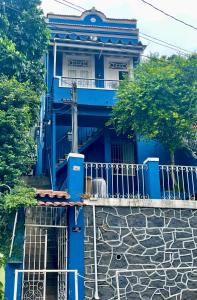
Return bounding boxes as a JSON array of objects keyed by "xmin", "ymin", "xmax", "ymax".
[{"xmin": 84, "ymin": 206, "xmax": 197, "ymax": 300}]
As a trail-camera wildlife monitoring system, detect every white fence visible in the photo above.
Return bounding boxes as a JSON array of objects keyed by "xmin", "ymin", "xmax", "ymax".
[
  {"xmin": 84, "ymin": 162, "xmax": 148, "ymax": 199},
  {"xmin": 159, "ymin": 165, "xmax": 197, "ymax": 200}
]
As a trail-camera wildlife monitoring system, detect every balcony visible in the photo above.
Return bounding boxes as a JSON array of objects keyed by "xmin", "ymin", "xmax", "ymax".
[
  {"xmin": 53, "ymin": 77, "xmax": 119, "ymax": 106},
  {"xmin": 61, "ymin": 77, "xmax": 120, "ymax": 90},
  {"xmin": 84, "ymin": 162, "xmax": 197, "ymax": 200}
]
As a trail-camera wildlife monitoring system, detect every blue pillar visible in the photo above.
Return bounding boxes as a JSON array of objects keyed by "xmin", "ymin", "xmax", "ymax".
[
  {"xmin": 67, "ymin": 153, "xmax": 84, "ymax": 300},
  {"xmin": 5, "ymin": 263, "xmax": 23, "ymax": 300},
  {"xmin": 52, "ymin": 112, "xmax": 56, "ymax": 190},
  {"xmin": 144, "ymin": 157, "xmax": 161, "ymax": 199}
]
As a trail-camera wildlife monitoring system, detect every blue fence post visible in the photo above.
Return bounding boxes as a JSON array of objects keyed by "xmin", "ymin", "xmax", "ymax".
[
  {"xmin": 67, "ymin": 153, "xmax": 84, "ymax": 300},
  {"xmin": 144, "ymin": 157, "xmax": 161, "ymax": 199}
]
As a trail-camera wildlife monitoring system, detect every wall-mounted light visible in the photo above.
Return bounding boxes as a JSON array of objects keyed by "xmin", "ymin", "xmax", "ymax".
[{"xmin": 66, "ymin": 131, "xmax": 72, "ymax": 142}]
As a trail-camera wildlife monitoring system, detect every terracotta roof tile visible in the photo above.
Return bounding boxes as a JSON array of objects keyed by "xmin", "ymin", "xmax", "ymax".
[
  {"xmin": 38, "ymin": 201, "xmax": 86, "ymax": 207},
  {"xmin": 36, "ymin": 189, "xmax": 70, "ymax": 199}
]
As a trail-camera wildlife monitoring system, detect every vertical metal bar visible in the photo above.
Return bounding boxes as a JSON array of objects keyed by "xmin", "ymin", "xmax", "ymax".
[
  {"xmin": 142, "ymin": 165, "xmax": 145, "ymax": 199},
  {"xmin": 186, "ymin": 167, "xmax": 190, "ymax": 199},
  {"xmin": 191, "ymin": 167, "xmax": 195, "ymax": 198},
  {"xmin": 127, "ymin": 164, "xmax": 129, "ymax": 198},
  {"xmin": 112, "ymin": 164, "xmax": 114, "ymax": 198},
  {"xmin": 137, "ymin": 165, "xmax": 140, "ymax": 198},
  {"xmin": 181, "ymin": 167, "xmax": 186, "ymax": 200},
  {"xmin": 9, "ymin": 211, "xmax": 18, "ymax": 258},
  {"xmin": 28, "ymin": 228, "xmax": 32, "ymax": 281},
  {"xmin": 43, "ymin": 230, "xmax": 47, "ymax": 300},
  {"xmin": 132, "ymin": 165, "xmax": 135, "ymax": 199},
  {"xmin": 75, "ymin": 271, "xmax": 79, "ymax": 300},
  {"xmin": 53, "ymin": 41, "xmax": 57, "ymax": 77},
  {"xmin": 161, "ymin": 166, "xmax": 165, "ymax": 199},
  {"xmin": 116, "ymin": 272, "xmax": 121, "ymax": 300},
  {"xmin": 13, "ymin": 270, "xmax": 19, "ymax": 300},
  {"xmin": 93, "ymin": 205, "xmax": 99, "ymax": 299},
  {"xmin": 176, "ymin": 167, "xmax": 181, "ymax": 199},
  {"xmin": 167, "ymin": 166, "xmax": 170, "ymax": 198},
  {"xmin": 121, "ymin": 164, "xmax": 124, "ymax": 198},
  {"xmin": 106, "ymin": 164, "xmax": 109, "ymax": 198}
]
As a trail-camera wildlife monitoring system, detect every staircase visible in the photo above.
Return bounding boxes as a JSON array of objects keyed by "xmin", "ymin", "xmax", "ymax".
[{"xmin": 56, "ymin": 127, "xmax": 103, "ymax": 172}]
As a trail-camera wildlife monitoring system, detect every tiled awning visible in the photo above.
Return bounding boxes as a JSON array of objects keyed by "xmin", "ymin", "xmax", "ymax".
[
  {"xmin": 38, "ymin": 201, "xmax": 86, "ymax": 207},
  {"xmin": 36, "ymin": 189, "xmax": 70, "ymax": 199}
]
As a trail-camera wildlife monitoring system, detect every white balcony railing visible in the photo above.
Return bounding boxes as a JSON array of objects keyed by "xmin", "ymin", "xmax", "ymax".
[
  {"xmin": 159, "ymin": 165, "xmax": 197, "ymax": 200},
  {"xmin": 84, "ymin": 162, "xmax": 148, "ymax": 199},
  {"xmin": 61, "ymin": 77, "xmax": 120, "ymax": 89}
]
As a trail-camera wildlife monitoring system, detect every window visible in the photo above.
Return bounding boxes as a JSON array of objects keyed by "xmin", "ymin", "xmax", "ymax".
[
  {"xmin": 111, "ymin": 141, "xmax": 135, "ymax": 175},
  {"xmin": 111, "ymin": 142, "xmax": 134, "ymax": 164}
]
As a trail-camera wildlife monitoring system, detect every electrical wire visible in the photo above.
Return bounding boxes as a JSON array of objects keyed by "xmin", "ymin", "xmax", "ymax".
[
  {"xmin": 60, "ymin": 0, "xmax": 85, "ymax": 11},
  {"xmin": 51, "ymin": 0, "xmax": 192, "ymax": 55},
  {"xmin": 52, "ymin": 0, "xmax": 82, "ymax": 13},
  {"xmin": 139, "ymin": 35, "xmax": 187, "ymax": 56},
  {"xmin": 139, "ymin": 0, "xmax": 197, "ymax": 31},
  {"xmin": 140, "ymin": 32, "xmax": 191, "ymax": 54}
]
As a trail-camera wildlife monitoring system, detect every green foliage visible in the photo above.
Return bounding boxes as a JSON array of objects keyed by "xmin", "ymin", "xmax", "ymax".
[
  {"xmin": 110, "ymin": 55, "xmax": 197, "ymax": 162},
  {"xmin": 3, "ymin": 185, "xmax": 37, "ymax": 210},
  {"xmin": 0, "ymin": 0, "xmax": 48, "ymax": 277},
  {"xmin": 0, "ymin": 281, "xmax": 4, "ymax": 300},
  {"xmin": 0, "ymin": 78, "xmax": 39, "ymax": 186},
  {"xmin": 0, "ymin": 0, "xmax": 49, "ymax": 92}
]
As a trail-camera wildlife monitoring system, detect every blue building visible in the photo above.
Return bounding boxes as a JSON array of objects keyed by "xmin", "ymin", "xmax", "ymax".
[{"xmin": 5, "ymin": 7, "xmax": 197, "ymax": 300}]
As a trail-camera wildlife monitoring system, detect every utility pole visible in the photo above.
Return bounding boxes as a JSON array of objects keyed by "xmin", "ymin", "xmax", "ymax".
[{"xmin": 71, "ymin": 82, "xmax": 78, "ymax": 153}]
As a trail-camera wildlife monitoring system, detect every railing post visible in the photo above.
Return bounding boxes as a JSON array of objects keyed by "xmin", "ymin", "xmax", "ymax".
[
  {"xmin": 67, "ymin": 153, "xmax": 84, "ymax": 300},
  {"xmin": 144, "ymin": 157, "xmax": 161, "ymax": 199}
]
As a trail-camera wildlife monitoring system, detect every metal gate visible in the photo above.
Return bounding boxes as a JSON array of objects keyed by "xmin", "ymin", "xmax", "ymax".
[{"xmin": 21, "ymin": 206, "xmax": 68, "ymax": 300}]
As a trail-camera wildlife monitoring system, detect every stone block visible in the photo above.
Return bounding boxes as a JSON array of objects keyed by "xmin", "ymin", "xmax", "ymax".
[{"xmin": 127, "ymin": 213, "xmax": 146, "ymax": 227}]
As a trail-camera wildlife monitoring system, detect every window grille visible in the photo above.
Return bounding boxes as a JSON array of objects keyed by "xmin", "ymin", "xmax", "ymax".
[{"xmin": 111, "ymin": 142, "xmax": 135, "ymax": 175}]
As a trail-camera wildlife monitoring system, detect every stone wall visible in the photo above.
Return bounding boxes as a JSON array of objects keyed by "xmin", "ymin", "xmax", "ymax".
[{"xmin": 84, "ymin": 205, "xmax": 197, "ymax": 300}]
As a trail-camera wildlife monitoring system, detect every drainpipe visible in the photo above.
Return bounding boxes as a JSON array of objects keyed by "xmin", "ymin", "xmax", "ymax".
[
  {"xmin": 92, "ymin": 205, "xmax": 100, "ymax": 299},
  {"xmin": 9, "ymin": 210, "xmax": 18, "ymax": 257}
]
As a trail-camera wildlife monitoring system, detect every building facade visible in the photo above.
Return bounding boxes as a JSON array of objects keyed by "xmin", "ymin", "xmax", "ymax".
[{"xmin": 5, "ymin": 8, "xmax": 197, "ymax": 300}]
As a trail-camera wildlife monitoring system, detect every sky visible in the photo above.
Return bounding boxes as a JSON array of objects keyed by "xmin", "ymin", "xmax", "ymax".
[{"xmin": 41, "ymin": 0, "xmax": 197, "ymax": 57}]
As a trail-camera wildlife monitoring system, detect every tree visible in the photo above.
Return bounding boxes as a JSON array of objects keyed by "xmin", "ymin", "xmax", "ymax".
[
  {"xmin": 110, "ymin": 55, "xmax": 197, "ymax": 164},
  {"xmin": 0, "ymin": 0, "xmax": 49, "ymax": 92},
  {"xmin": 0, "ymin": 0, "xmax": 49, "ymax": 184},
  {"xmin": 0, "ymin": 78, "xmax": 40, "ymax": 186},
  {"xmin": 0, "ymin": 0, "xmax": 49, "ymax": 271}
]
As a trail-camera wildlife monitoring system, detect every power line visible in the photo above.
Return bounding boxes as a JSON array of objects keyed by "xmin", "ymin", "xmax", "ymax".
[
  {"xmin": 140, "ymin": 35, "xmax": 188, "ymax": 55},
  {"xmin": 140, "ymin": 32, "xmax": 191, "ymax": 54},
  {"xmin": 51, "ymin": 0, "xmax": 192, "ymax": 55},
  {"xmin": 52, "ymin": 0, "xmax": 83, "ymax": 13},
  {"xmin": 60, "ymin": 0, "xmax": 85, "ymax": 11},
  {"xmin": 139, "ymin": 0, "xmax": 197, "ymax": 31}
]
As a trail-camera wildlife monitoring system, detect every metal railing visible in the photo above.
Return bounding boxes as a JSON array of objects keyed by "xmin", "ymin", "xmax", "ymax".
[
  {"xmin": 14, "ymin": 269, "xmax": 78, "ymax": 300},
  {"xmin": 61, "ymin": 77, "xmax": 120, "ymax": 90},
  {"xmin": 84, "ymin": 162, "xmax": 148, "ymax": 199},
  {"xmin": 159, "ymin": 165, "xmax": 197, "ymax": 200},
  {"xmin": 56, "ymin": 127, "xmax": 100, "ymax": 163}
]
